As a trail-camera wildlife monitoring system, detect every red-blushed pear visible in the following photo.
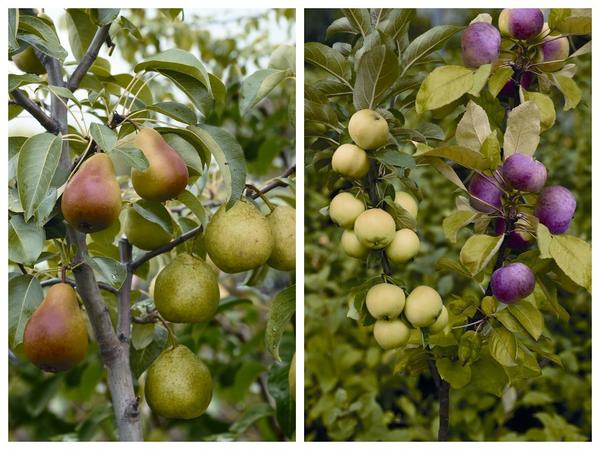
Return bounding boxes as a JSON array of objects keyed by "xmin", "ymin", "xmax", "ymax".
[
  {"xmin": 61, "ymin": 153, "xmax": 122, "ymax": 233},
  {"xmin": 124, "ymin": 201, "xmax": 173, "ymax": 250},
  {"xmin": 23, "ymin": 283, "xmax": 88, "ymax": 372},
  {"xmin": 132, "ymin": 128, "xmax": 189, "ymax": 201},
  {"xmin": 145, "ymin": 345, "xmax": 213, "ymax": 419}
]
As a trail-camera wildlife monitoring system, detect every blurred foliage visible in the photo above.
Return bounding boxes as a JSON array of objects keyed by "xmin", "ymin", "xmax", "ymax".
[
  {"xmin": 9, "ymin": 8, "xmax": 295, "ymax": 442},
  {"xmin": 304, "ymin": 8, "xmax": 591, "ymax": 442}
]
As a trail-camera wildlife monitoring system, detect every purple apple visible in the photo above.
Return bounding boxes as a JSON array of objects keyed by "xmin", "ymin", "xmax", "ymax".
[
  {"xmin": 495, "ymin": 218, "xmax": 533, "ymax": 251},
  {"xmin": 499, "ymin": 71, "xmax": 535, "ymax": 98},
  {"xmin": 499, "ymin": 9, "xmax": 544, "ymax": 41},
  {"xmin": 535, "ymin": 185, "xmax": 576, "ymax": 234},
  {"xmin": 502, "ymin": 153, "xmax": 547, "ymax": 192},
  {"xmin": 539, "ymin": 35, "xmax": 570, "ymax": 72},
  {"xmin": 491, "ymin": 262, "xmax": 536, "ymax": 304},
  {"xmin": 461, "ymin": 22, "xmax": 501, "ymax": 68},
  {"xmin": 468, "ymin": 173, "xmax": 503, "ymax": 213}
]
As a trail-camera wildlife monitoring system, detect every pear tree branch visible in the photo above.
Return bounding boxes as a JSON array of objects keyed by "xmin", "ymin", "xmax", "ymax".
[
  {"xmin": 67, "ymin": 24, "xmax": 111, "ymax": 91},
  {"xmin": 10, "ymin": 89, "xmax": 60, "ymax": 133},
  {"xmin": 40, "ymin": 277, "xmax": 119, "ymax": 295}
]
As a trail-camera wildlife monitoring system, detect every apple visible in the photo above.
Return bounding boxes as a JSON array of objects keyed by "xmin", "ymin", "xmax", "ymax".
[
  {"xmin": 461, "ymin": 22, "xmax": 501, "ymax": 68},
  {"xmin": 385, "ymin": 228, "xmax": 420, "ymax": 264},
  {"xmin": 393, "ymin": 191, "xmax": 418, "ymax": 219},
  {"xmin": 366, "ymin": 283, "xmax": 406, "ymax": 319},
  {"xmin": 535, "ymin": 185, "xmax": 576, "ymax": 234},
  {"xmin": 341, "ymin": 230, "xmax": 369, "ymax": 259},
  {"xmin": 499, "ymin": 9, "xmax": 544, "ymax": 40},
  {"xmin": 373, "ymin": 320, "xmax": 410, "ymax": 350},
  {"xmin": 331, "ymin": 143, "xmax": 370, "ymax": 179},
  {"xmin": 404, "ymin": 285, "xmax": 443, "ymax": 328},
  {"xmin": 429, "ymin": 306, "xmax": 449, "ymax": 334},
  {"xmin": 348, "ymin": 109, "xmax": 389, "ymax": 150},
  {"xmin": 329, "ymin": 192, "xmax": 365, "ymax": 229},
  {"xmin": 502, "ymin": 153, "xmax": 547, "ymax": 192},
  {"xmin": 468, "ymin": 173, "xmax": 503, "ymax": 213},
  {"xmin": 491, "ymin": 262, "xmax": 535, "ymax": 304},
  {"xmin": 354, "ymin": 208, "xmax": 396, "ymax": 249}
]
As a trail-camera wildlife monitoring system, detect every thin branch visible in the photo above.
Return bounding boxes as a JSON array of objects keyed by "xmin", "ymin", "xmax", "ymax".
[
  {"xmin": 40, "ymin": 277, "xmax": 118, "ymax": 295},
  {"xmin": 130, "ymin": 225, "xmax": 204, "ymax": 270},
  {"xmin": 10, "ymin": 89, "xmax": 60, "ymax": 133},
  {"xmin": 247, "ymin": 164, "xmax": 296, "ymax": 199},
  {"xmin": 118, "ymin": 238, "xmax": 133, "ymax": 341},
  {"xmin": 67, "ymin": 24, "xmax": 112, "ymax": 92}
]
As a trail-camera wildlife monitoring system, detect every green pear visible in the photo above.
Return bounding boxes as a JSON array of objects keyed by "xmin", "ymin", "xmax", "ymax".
[
  {"xmin": 289, "ymin": 353, "xmax": 296, "ymax": 401},
  {"xmin": 61, "ymin": 153, "xmax": 122, "ymax": 233},
  {"xmin": 205, "ymin": 199, "xmax": 274, "ymax": 273},
  {"xmin": 267, "ymin": 205, "xmax": 296, "ymax": 271},
  {"xmin": 12, "ymin": 47, "xmax": 46, "ymax": 75},
  {"xmin": 145, "ymin": 345, "xmax": 213, "ymax": 419},
  {"xmin": 124, "ymin": 201, "xmax": 172, "ymax": 250},
  {"xmin": 132, "ymin": 128, "xmax": 189, "ymax": 201},
  {"xmin": 404, "ymin": 285, "xmax": 443, "ymax": 328},
  {"xmin": 23, "ymin": 283, "xmax": 88, "ymax": 372},
  {"xmin": 348, "ymin": 109, "xmax": 389, "ymax": 150},
  {"xmin": 154, "ymin": 253, "xmax": 220, "ymax": 322}
]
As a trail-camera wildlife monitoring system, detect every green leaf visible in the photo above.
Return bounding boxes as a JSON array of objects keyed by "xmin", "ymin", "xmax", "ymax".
[
  {"xmin": 129, "ymin": 325, "xmax": 167, "ymax": 379},
  {"xmin": 18, "ymin": 15, "xmax": 67, "ymax": 61},
  {"xmin": 84, "ymin": 256, "xmax": 127, "ymax": 289},
  {"xmin": 269, "ymin": 44, "xmax": 295, "ymax": 72},
  {"xmin": 503, "ymin": 101, "xmax": 541, "ymax": 157},
  {"xmin": 89, "ymin": 123, "xmax": 117, "ymax": 151},
  {"xmin": 267, "ymin": 360, "xmax": 295, "ymax": 437},
  {"xmin": 341, "ymin": 9, "xmax": 371, "ymax": 37},
  {"xmin": 304, "ymin": 42, "xmax": 352, "ymax": 88},
  {"xmin": 508, "ymin": 301, "xmax": 544, "ymax": 341},
  {"xmin": 8, "ymin": 8, "xmax": 19, "ymax": 52},
  {"xmin": 470, "ymin": 352, "xmax": 508, "ymax": 397},
  {"xmin": 459, "ymin": 234, "xmax": 503, "ymax": 276},
  {"xmin": 8, "ymin": 274, "xmax": 43, "ymax": 348},
  {"xmin": 240, "ymin": 68, "xmax": 291, "ymax": 115},
  {"xmin": 89, "ymin": 9, "xmax": 120, "ymax": 26},
  {"xmin": 488, "ymin": 67, "xmax": 514, "ymax": 97},
  {"xmin": 187, "ymin": 124, "xmax": 247, "ymax": 208},
  {"xmin": 469, "ymin": 64, "xmax": 492, "ymax": 96},
  {"xmin": 159, "ymin": 9, "xmax": 183, "ymax": 20},
  {"xmin": 326, "ymin": 17, "xmax": 357, "ymax": 39},
  {"xmin": 109, "ymin": 146, "xmax": 148, "ymax": 171},
  {"xmin": 132, "ymin": 200, "xmax": 174, "ymax": 234},
  {"xmin": 265, "ymin": 285, "xmax": 296, "ymax": 361},
  {"xmin": 402, "ymin": 26, "xmax": 462, "ymax": 75},
  {"xmin": 8, "ymin": 74, "xmax": 43, "ymax": 92},
  {"xmin": 443, "ymin": 210, "xmax": 477, "ymax": 243},
  {"xmin": 415, "ymin": 65, "xmax": 474, "ymax": 114},
  {"xmin": 65, "ymin": 9, "xmax": 97, "ymax": 60},
  {"xmin": 549, "ymin": 9, "xmax": 591, "ymax": 35},
  {"xmin": 17, "ymin": 133, "xmax": 62, "ymax": 221},
  {"xmin": 147, "ymin": 101, "xmax": 197, "ymax": 125},
  {"xmin": 415, "ymin": 145, "xmax": 489, "ymax": 171},
  {"xmin": 135, "ymin": 48, "xmax": 212, "ymax": 95},
  {"xmin": 455, "ymin": 101, "xmax": 491, "ymax": 151},
  {"xmin": 175, "ymin": 190, "xmax": 207, "ymax": 227},
  {"xmin": 488, "ymin": 326, "xmax": 518, "ymax": 367},
  {"xmin": 522, "ymin": 91, "xmax": 556, "ymax": 131},
  {"xmin": 481, "ymin": 130, "xmax": 501, "ymax": 169},
  {"xmin": 353, "ymin": 45, "xmax": 400, "ymax": 110},
  {"xmin": 157, "ymin": 69, "xmax": 210, "ymax": 115},
  {"xmin": 550, "ymin": 234, "xmax": 591, "ymax": 292},
  {"xmin": 163, "ymin": 133, "xmax": 204, "ymax": 176},
  {"xmin": 436, "ymin": 358, "xmax": 472, "ymax": 389},
  {"xmin": 378, "ymin": 9, "xmax": 415, "ymax": 40},
  {"xmin": 552, "ymin": 74, "xmax": 582, "ymax": 111},
  {"xmin": 229, "ymin": 403, "xmax": 273, "ymax": 436},
  {"xmin": 41, "ymin": 85, "xmax": 81, "ymax": 107}
]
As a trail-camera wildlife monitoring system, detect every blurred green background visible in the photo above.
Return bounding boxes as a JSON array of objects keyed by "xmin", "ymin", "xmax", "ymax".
[{"xmin": 304, "ymin": 9, "xmax": 591, "ymax": 441}]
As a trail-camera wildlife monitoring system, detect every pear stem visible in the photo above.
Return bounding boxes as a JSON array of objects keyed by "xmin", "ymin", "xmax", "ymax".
[{"xmin": 245, "ymin": 184, "xmax": 276, "ymax": 211}]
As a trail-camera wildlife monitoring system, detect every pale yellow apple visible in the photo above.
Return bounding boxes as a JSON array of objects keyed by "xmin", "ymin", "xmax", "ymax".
[
  {"xmin": 348, "ymin": 109, "xmax": 389, "ymax": 150},
  {"xmin": 373, "ymin": 320, "xmax": 410, "ymax": 350},
  {"xmin": 329, "ymin": 192, "xmax": 365, "ymax": 229},
  {"xmin": 341, "ymin": 230, "xmax": 369, "ymax": 259},
  {"xmin": 331, "ymin": 143, "xmax": 370, "ymax": 179},
  {"xmin": 366, "ymin": 283, "xmax": 405, "ymax": 319},
  {"xmin": 429, "ymin": 306, "xmax": 449, "ymax": 333},
  {"xmin": 404, "ymin": 285, "xmax": 443, "ymax": 328},
  {"xmin": 354, "ymin": 208, "xmax": 396, "ymax": 249},
  {"xmin": 393, "ymin": 191, "xmax": 418, "ymax": 219},
  {"xmin": 385, "ymin": 228, "xmax": 420, "ymax": 264}
]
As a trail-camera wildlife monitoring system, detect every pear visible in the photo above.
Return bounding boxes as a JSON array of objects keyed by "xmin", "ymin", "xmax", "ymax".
[
  {"xmin": 205, "ymin": 199, "xmax": 274, "ymax": 273},
  {"xmin": 267, "ymin": 205, "xmax": 296, "ymax": 271},
  {"xmin": 12, "ymin": 47, "xmax": 46, "ymax": 75},
  {"xmin": 23, "ymin": 283, "xmax": 88, "ymax": 372},
  {"xmin": 154, "ymin": 253, "xmax": 220, "ymax": 323},
  {"xmin": 61, "ymin": 153, "xmax": 122, "ymax": 233},
  {"xmin": 124, "ymin": 202, "xmax": 172, "ymax": 250},
  {"xmin": 131, "ymin": 128, "xmax": 188, "ymax": 202},
  {"xmin": 145, "ymin": 345, "xmax": 213, "ymax": 419},
  {"xmin": 289, "ymin": 353, "xmax": 296, "ymax": 401}
]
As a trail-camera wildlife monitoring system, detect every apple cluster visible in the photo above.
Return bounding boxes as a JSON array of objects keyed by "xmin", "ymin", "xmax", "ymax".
[
  {"xmin": 366, "ymin": 283, "xmax": 447, "ymax": 350},
  {"xmin": 460, "ymin": 9, "xmax": 571, "ymax": 97},
  {"xmin": 467, "ymin": 152, "xmax": 576, "ymax": 304}
]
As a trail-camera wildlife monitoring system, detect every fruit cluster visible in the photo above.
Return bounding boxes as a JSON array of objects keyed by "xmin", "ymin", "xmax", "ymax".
[
  {"xmin": 329, "ymin": 109, "xmax": 445, "ymax": 349},
  {"xmin": 461, "ymin": 8, "xmax": 571, "ymax": 96},
  {"xmin": 24, "ymin": 126, "xmax": 295, "ymax": 419},
  {"xmin": 468, "ymin": 152, "xmax": 576, "ymax": 304}
]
